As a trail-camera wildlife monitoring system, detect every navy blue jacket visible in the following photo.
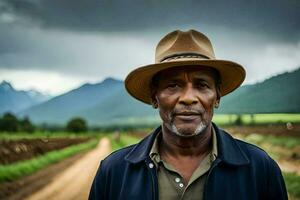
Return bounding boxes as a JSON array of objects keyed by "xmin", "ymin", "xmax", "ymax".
[{"xmin": 89, "ymin": 124, "xmax": 288, "ymax": 200}]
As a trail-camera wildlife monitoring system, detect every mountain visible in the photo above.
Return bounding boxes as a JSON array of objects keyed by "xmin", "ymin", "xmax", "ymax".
[
  {"xmin": 19, "ymin": 68, "xmax": 300, "ymax": 126},
  {"xmin": 19, "ymin": 78, "xmax": 157, "ymax": 125},
  {"xmin": 0, "ymin": 81, "xmax": 50, "ymax": 115},
  {"xmin": 217, "ymin": 68, "xmax": 300, "ymax": 114}
]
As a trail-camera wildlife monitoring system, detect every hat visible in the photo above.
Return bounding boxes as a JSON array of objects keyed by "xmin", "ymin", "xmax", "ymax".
[{"xmin": 125, "ymin": 29, "xmax": 246, "ymax": 104}]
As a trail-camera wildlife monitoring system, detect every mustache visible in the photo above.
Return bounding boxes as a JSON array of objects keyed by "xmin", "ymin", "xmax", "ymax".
[{"xmin": 171, "ymin": 106, "xmax": 205, "ymax": 116}]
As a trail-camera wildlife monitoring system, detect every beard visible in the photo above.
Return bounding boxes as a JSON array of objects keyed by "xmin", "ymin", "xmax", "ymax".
[
  {"xmin": 163, "ymin": 108, "xmax": 209, "ymax": 138},
  {"xmin": 165, "ymin": 120, "xmax": 208, "ymax": 138}
]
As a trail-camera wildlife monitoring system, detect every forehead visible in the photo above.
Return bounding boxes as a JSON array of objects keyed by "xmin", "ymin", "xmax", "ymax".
[{"xmin": 154, "ymin": 66, "xmax": 219, "ymax": 82}]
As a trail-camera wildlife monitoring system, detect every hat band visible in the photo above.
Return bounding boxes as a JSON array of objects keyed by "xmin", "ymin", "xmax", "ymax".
[{"xmin": 160, "ymin": 53, "xmax": 209, "ymax": 63}]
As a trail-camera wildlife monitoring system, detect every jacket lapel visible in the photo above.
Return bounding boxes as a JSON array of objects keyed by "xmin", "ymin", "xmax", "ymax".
[
  {"xmin": 125, "ymin": 124, "xmax": 250, "ymax": 166},
  {"xmin": 125, "ymin": 126, "xmax": 161, "ymax": 164},
  {"xmin": 213, "ymin": 123, "xmax": 250, "ymax": 166}
]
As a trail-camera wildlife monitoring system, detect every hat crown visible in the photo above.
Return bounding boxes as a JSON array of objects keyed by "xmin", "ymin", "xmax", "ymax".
[{"xmin": 155, "ymin": 30, "xmax": 216, "ymax": 63}]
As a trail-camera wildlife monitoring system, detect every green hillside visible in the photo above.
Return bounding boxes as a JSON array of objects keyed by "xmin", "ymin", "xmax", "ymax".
[
  {"xmin": 19, "ymin": 78, "xmax": 124, "ymax": 125},
  {"xmin": 217, "ymin": 68, "xmax": 300, "ymax": 114},
  {"xmin": 17, "ymin": 68, "xmax": 300, "ymax": 126},
  {"xmin": 80, "ymin": 87, "xmax": 158, "ymax": 125}
]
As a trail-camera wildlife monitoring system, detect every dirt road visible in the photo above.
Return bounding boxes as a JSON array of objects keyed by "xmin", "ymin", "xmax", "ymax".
[{"xmin": 25, "ymin": 137, "xmax": 111, "ymax": 200}]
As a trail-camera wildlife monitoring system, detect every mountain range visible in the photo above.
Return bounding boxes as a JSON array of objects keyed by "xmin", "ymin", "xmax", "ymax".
[
  {"xmin": 0, "ymin": 81, "xmax": 50, "ymax": 115},
  {"xmin": 217, "ymin": 68, "xmax": 300, "ymax": 114},
  {"xmin": 19, "ymin": 78, "xmax": 157, "ymax": 125},
  {"xmin": 2, "ymin": 68, "xmax": 299, "ymax": 126}
]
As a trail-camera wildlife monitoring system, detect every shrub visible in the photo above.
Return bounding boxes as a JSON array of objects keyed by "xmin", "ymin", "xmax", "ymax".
[
  {"xmin": 66, "ymin": 117, "xmax": 88, "ymax": 133},
  {"xmin": 0, "ymin": 112, "xmax": 19, "ymax": 132},
  {"xmin": 19, "ymin": 116, "xmax": 35, "ymax": 133}
]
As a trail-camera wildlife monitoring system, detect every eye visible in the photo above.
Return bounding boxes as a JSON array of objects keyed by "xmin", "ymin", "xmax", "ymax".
[
  {"xmin": 167, "ymin": 83, "xmax": 179, "ymax": 88},
  {"xmin": 196, "ymin": 82, "xmax": 209, "ymax": 89}
]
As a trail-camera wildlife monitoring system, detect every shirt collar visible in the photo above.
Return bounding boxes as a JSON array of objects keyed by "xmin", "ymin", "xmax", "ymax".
[
  {"xmin": 149, "ymin": 126, "xmax": 219, "ymax": 165},
  {"xmin": 125, "ymin": 123, "xmax": 249, "ymax": 166}
]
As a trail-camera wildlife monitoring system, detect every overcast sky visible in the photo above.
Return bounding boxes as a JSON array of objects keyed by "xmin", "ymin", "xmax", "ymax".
[{"xmin": 0, "ymin": 0, "xmax": 299, "ymax": 95}]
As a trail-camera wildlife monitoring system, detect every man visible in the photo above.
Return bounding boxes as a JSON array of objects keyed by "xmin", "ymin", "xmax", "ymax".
[{"xmin": 89, "ymin": 30, "xmax": 287, "ymax": 200}]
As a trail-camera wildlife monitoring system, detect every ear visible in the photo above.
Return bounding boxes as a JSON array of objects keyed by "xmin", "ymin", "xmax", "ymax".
[
  {"xmin": 215, "ymin": 85, "xmax": 221, "ymax": 109},
  {"xmin": 214, "ymin": 100, "xmax": 220, "ymax": 108},
  {"xmin": 152, "ymin": 99, "xmax": 158, "ymax": 109},
  {"xmin": 150, "ymin": 89, "xmax": 158, "ymax": 109}
]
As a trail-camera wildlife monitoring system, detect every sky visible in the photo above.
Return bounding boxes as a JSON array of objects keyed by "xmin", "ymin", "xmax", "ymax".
[{"xmin": 0, "ymin": 0, "xmax": 299, "ymax": 95}]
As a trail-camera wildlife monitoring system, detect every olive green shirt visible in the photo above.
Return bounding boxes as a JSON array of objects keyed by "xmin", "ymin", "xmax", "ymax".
[{"xmin": 149, "ymin": 127, "xmax": 218, "ymax": 200}]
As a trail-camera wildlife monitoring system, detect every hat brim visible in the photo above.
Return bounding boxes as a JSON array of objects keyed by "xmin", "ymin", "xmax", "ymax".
[{"xmin": 125, "ymin": 59, "xmax": 246, "ymax": 105}]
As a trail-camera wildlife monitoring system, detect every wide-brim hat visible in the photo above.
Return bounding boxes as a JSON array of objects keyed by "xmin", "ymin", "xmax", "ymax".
[{"xmin": 125, "ymin": 29, "xmax": 246, "ymax": 105}]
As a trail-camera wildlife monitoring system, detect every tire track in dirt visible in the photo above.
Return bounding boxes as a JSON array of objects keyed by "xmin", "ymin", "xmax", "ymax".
[{"xmin": 25, "ymin": 137, "xmax": 111, "ymax": 200}]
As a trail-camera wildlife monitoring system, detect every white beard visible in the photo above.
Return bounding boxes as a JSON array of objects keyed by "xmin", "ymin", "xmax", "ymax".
[{"xmin": 165, "ymin": 120, "xmax": 208, "ymax": 138}]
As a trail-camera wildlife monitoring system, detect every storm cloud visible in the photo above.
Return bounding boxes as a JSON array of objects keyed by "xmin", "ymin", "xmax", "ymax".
[
  {"xmin": 0, "ymin": 0, "xmax": 299, "ymax": 94},
  {"xmin": 1, "ymin": 0, "xmax": 299, "ymax": 41}
]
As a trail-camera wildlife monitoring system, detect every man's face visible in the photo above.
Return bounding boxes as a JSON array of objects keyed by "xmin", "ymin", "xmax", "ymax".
[{"xmin": 153, "ymin": 66, "xmax": 220, "ymax": 137}]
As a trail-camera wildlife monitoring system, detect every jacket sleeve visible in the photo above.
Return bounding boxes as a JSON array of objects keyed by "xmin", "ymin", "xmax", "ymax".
[
  {"xmin": 89, "ymin": 161, "xmax": 106, "ymax": 200},
  {"xmin": 266, "ymin": 157, "xmax": 288, "ymax": 200}
]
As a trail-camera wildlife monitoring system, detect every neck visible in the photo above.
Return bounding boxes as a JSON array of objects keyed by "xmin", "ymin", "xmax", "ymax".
[{"xmin": 160, "ymin": 123, "xmax": 213, "ymax": 158}]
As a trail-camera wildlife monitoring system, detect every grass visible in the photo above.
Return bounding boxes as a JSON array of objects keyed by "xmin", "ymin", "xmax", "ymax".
[
  {"xmin": 240, "ymin": 134, "xmax": 300, "ymax": 149},
  {"xmin": 283, "ymin": 172, "xmax": 300, "ymax": 199},
  {"xmin": 235, "ymin": 134, "xmax": 300, "ymax": 199},
  {"xmin": 109, "ymin": 134, "xmax": 140, "ymax": 151},
  {"xmin": 0, "ymin": 131, "xmax": 105, "ymax": 140},
  {"xmin": 213, "ymin": 113, "xmax": 300, "ymax": 125},
  {"xmin": 0, "ymin": 138, "xmax": 99, "ymax": 183}
]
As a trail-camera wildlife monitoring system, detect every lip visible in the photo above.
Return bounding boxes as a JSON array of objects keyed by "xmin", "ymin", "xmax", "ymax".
[{"xmin": 174, "ymin": 113, "xmax": 200, "ymax": 121}]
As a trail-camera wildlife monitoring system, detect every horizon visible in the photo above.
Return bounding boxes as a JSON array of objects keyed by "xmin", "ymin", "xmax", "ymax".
[{"xmin": 1, "ymin": 66, "xmax": 299, "ymax": 97}]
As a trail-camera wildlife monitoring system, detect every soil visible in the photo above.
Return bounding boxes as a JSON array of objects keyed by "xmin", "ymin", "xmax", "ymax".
[
  {"xmin": 223, "ymin": 124, "xmax": 300, "ymax": 137},
  {"xmin": 0, "ymin": 138, "xmax": 111, "ymax": 200},
  {"xmin": 25, "ymin": 138, "xmax": 111, "ymax": 200},
  {"xmin": 0, "ymin": 137, "xmax": 90, "ymax": 165},
  {"xmin": 128, "ymin": 124, "xmax": 300, "ymax": 138},
  {"xmin": 0, "ymin": 152, "xmax": 87, "ymax": 200}
]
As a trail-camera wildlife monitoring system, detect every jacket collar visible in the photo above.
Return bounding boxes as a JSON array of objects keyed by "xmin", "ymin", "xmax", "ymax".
[
  {"xmin": 125, "ymin": 124, "xmax": 249, "ymax": 166},
  {"xmin": 125, "ymin": 126, "xmax": 161, "ymax": 164},
  {"xmin": 212, "ymin": 123, "xmax": 249, "ymax": 166}
]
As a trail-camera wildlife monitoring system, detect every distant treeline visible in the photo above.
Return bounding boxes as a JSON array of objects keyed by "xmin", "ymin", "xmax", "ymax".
[
  {"xmin": 0, "ymin": 113, "xmax": 88, "ymax": 133},
  {"xmin": 0, "ymin": 113, "xmax": 35, "ymax": 133},
  {"xmin": 1, "ymin": 112, "xmax": 299, "ymax": 133}
]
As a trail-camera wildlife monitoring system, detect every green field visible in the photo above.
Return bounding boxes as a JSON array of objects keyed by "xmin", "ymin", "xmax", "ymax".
[
  {"xmin": 213, "ymin": 113, "xmax": 300, "ymax": 125},
  {"xmin": 109, "ymin": 134, "xmax": 140, "ymax": 151},
  {"xmin": 0, "ymin": 131, "xmax": 105, "ymax": 140},
  {"xmin": 94, "ymin": 113, "xmax": 300, "ymax": 127}
]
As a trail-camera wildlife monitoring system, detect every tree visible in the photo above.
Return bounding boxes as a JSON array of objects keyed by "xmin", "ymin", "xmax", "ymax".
[
  {"xmin": 20, "ymin": 116, "xmax": 35, "ymax": 133},
  {"xmin": 0, "ymin": 112, "xmax": 19, "ymax": 132},
  {"xmin": 66, "ymin": 117, "xmax": 88, "ymax": 133},
  {"xmin": 234, "ymin": 114, "xmax": 243, "ymax": 126}
]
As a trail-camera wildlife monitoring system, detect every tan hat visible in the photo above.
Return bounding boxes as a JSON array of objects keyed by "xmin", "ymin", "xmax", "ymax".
[{"xmin": 125, "ymin": 29, "xmax": 246, "ymax": 104}]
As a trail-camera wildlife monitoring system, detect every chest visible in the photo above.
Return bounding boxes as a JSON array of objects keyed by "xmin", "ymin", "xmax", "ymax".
[{"xmin": 162, "ymin": 155, "xmax": 207, "ymax": 183}]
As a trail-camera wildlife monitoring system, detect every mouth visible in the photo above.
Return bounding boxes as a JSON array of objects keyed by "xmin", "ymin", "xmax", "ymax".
[{"xmin": 174, "ymin": 111, "xmax": 201, "ymax": 121}]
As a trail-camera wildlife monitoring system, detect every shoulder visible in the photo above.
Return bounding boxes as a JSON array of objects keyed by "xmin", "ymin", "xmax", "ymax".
[
  {"xmin": 235, "ymin": 137, "xmax": 270, "ymax": 160},
  {"xmin": 221, "ymin": 128, "xmax": 279, "ymax": 169},
  {"xmin": 100, "ymin": 143, "xmax": 137, "ymax": 169},
  {"xmin": 215, "ymin": 128, "xmax": 287, "ymax": 199}
]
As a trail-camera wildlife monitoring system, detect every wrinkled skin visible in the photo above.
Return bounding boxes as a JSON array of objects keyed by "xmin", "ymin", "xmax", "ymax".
[{"xmin": 152, "ymin": 66, "xmax": 220, "ymax": 138}]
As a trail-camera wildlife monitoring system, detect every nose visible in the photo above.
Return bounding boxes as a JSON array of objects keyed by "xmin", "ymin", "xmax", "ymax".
[{"xmin": 178, "ymin": 83, "xmax": 198, "ymax": 105}]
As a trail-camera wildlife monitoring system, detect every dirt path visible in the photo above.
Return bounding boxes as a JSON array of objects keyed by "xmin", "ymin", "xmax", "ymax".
[{"xmin": 25, "ymin": 137, "xmax": 111, "ymax": 200}]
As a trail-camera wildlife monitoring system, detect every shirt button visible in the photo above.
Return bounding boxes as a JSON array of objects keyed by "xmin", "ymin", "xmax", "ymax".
[
  {"xmin": 149, "ymin": 163, "xmax": 154, "ymax": 169},
  {"xmin": 175, "ymin": 177, "xmax": 180, "ymax": 183},
  {"xmin": 179, "ymin": 183, "xmax": 184, "ymax": 188}
]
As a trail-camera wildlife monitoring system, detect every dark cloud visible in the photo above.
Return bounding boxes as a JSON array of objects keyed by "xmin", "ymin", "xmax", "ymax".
[
  {"xmin": 1, "ymin": 0, "xmax": 300, "ymax": 42},
  {"xmin": 0, "ymin": 0, "xmax": 299, "ymax": 88}
]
